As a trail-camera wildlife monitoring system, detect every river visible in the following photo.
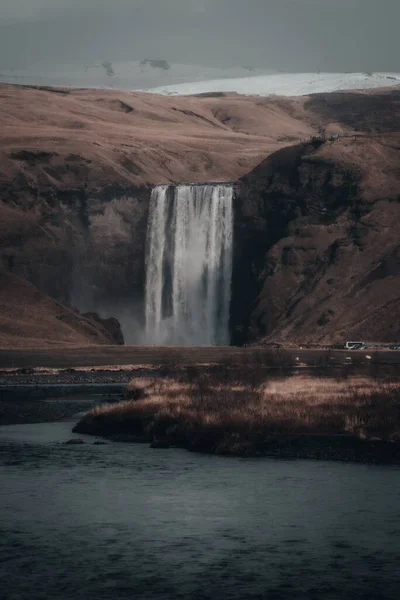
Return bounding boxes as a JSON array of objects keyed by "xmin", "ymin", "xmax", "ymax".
[{"xmin": 1, "ymin": 420, "xmax": 400, "ymax": 600}]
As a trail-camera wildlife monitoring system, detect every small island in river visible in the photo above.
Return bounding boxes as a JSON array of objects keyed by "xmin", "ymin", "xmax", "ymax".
[{"xmin": 73, "ymin": 359, "xmax": 400, "ymax": 464}]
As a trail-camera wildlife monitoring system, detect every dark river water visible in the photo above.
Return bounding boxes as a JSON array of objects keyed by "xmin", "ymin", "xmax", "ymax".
[{"xmin": 1, "ymin": 421, "xmax": 400, "ymax": 600}]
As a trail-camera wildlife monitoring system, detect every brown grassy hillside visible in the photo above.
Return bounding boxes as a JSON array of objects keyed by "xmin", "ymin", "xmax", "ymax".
[
  {"xmin": 0, "ymin": 269, "xmax": 123, "ymax": 348},
  {"xmin": 0, "ymin": 84, "xmax": 315, "ymax": 193}
]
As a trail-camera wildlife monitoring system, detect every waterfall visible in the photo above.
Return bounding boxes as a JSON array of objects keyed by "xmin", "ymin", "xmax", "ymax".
[{"xmin": 145, "ymin": 184, "xmax": 234, "ymax": 345}]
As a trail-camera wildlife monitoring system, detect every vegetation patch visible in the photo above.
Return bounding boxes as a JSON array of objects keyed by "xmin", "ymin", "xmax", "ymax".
[
  {"xmin": 73, "ymin": 367, "xmax": 400, "ymax": 462},
  {"xmin": 10, "ymin": 150, "xmax": 56, "ymax": 164}
]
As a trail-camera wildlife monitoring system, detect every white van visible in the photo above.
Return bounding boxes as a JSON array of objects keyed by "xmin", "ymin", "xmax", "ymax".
[{"xmin": 345, "ymin": 341, "xmax": 366, "ymax": 350}]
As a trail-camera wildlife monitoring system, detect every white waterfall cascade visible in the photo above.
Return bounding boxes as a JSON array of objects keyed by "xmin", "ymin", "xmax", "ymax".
[{"xmin": 145, "ymin": 184, "xmax": 234, "ymax": 345}]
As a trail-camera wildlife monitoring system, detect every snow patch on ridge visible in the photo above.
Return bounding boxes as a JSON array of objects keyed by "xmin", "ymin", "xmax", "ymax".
[
  {"xmin": 149, "ymin": 72, "xmax": 400, "ymax": 97},
  {"xmin": 0, "ymin": 61, "xmax": 275, "ymax": 91}
]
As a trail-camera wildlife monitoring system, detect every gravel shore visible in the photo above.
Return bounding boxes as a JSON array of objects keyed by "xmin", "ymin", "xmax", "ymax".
[
  {"xmin": 0, "ymin": 397, "xmax": 101, "ymax": 426},
  {"xmin": 0, "ymin": 369, "xmax": 131, "ymax": 425},
  {"xmin": 0, "ymin": 369, "xmax": 136, "ymax": 387}
]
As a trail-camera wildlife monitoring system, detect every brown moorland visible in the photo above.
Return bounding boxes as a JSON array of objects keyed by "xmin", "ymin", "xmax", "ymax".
[{"xmin": 0, "ymin": 84, "xmax": 316, "ymax": 192}]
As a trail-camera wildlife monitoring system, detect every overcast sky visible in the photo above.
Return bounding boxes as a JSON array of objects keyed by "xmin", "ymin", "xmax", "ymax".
[{"xmin": 1, "ymin": 0, "xmax": 399, "ymax": 72}]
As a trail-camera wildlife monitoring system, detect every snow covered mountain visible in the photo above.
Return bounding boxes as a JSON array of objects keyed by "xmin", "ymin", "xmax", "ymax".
[
  {"xmin": 1, "ymin": 60, "xmax": 399, "ymax": 99},
  {"xmin": 0, "ymin": 60, "xmax": 274, "ymax": 90},
  {"xmin": 149, "ymin": 72, "xmax": 400, "ymax": 97}
]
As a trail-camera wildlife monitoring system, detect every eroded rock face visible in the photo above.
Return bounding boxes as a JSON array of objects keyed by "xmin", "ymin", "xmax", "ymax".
[
  {"xmin": 72, "ymin": 187, "xmax": 151, "ymax": 334},
  {"xmin": 0, "ymin": 184, "xmax": 151, "ymax": 341},
  {"xmin": 232, "ymin": 140, "xmax": 400, "ymax": 345}
]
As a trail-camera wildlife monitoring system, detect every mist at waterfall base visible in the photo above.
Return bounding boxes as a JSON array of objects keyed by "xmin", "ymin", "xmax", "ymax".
[{"xmin": 144, "ymin": 184, "xmax": 234, "ymax": 346}]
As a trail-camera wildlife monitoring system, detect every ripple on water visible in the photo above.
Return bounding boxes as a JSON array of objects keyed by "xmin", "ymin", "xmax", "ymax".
[{"xmin": 0, "ymin": 422, "xmax": 400, "ymax": 600}]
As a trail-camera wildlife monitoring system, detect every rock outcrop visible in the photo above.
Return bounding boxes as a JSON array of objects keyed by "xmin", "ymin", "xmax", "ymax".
[{"xmin": 82, "ymin": 312, "xmax": 124, "ymax": 346}]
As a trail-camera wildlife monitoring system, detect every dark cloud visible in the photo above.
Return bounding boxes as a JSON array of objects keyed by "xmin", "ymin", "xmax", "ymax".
[{"xmin": 1, "ymin": 0, "xmax": 399, "ymax": 71}]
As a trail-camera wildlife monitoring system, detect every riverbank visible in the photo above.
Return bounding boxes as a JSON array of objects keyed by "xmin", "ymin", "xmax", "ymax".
[
  {"xmin": 73, "ymin": 371, "xmax": 400, "ymax": 463},
  {"xmin": 0, "ymin": 396, "xmax": 102, "ymax": 426},
  {"xmin": 0, "ymin": 369, "xmax": 128, "ymax": 425},
  {"xmin": 1, "ymin": 346, "xmax": 400, "ymax": 370}
]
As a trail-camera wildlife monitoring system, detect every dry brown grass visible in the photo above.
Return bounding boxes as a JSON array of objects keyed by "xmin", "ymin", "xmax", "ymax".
[
  {"xmin": 0, "ymin": 83, "xmax": 316, "ymax": 192},
  {"xmin": 0, "ymin": 269, "xmax": 120, "ymax": 349},
  {"xmin": 74, "ymin": 371, "xmax": 400, "ymax": 455}
]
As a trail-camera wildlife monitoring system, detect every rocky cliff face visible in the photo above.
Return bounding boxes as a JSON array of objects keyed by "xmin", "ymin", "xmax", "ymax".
[
  {"xmin": 232, "ymin": 137, "xmax": 400, "ymax": 345},
  {"xmin": 70, "ymin": 186, "xmax": 151, "ymax": 338}
]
